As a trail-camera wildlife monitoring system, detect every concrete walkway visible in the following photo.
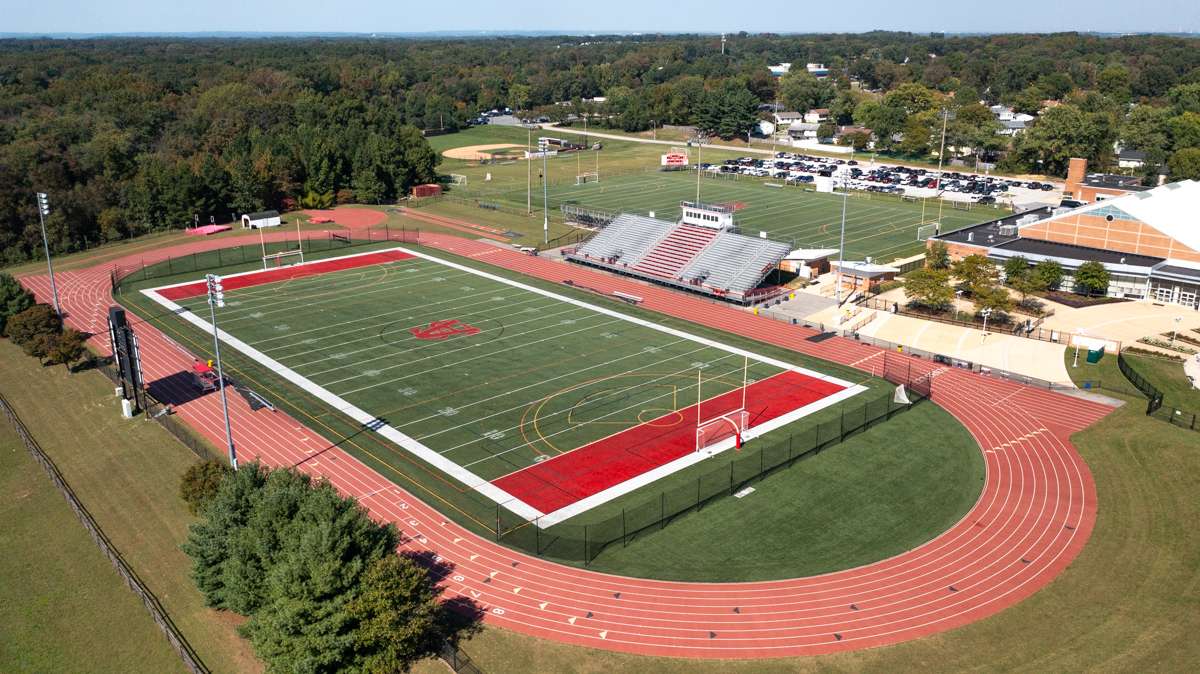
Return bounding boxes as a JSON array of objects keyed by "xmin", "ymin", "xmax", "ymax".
[{"xmin": 857, "ymin": 310, "xmax": 1071, "ymax": 384}]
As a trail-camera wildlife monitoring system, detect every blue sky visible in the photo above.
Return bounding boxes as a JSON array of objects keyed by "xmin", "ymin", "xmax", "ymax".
[{"xmin": 1, "ymin": 0, "xmax": 1197, "ymax": 35}]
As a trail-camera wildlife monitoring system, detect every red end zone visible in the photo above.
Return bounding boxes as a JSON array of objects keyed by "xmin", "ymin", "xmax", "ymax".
[
  {"xmin": 155, "ymin": 250, "xmax": 414, "ymax": 300},
  {"xmin": 492, "ymin": 370, "xmax": 846, "ymax": 514}
]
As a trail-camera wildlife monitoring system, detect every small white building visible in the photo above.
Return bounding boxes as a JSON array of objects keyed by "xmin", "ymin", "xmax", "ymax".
[
  {"xmin": 768, "ymin": 63, "xmax": 792, "ymax": 77},
  {"xmin": 241, "ymin": 210, "xmax": 281, "ymax": 229},
  {"xmin": 804, "ymin": 108, "xmax": 830, "ymax": 124},
  {"xmin": 772, "ymin": 111, "xmax": 804, "ymax": 128}
]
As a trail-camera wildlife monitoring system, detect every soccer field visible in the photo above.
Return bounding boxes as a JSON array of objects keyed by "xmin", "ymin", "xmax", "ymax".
[
  {"xmin": 464, "ymin": 170, "xmax": 1001, "ymax": 261},
  {"xmin": 143, "ymin": 247, "xmax": 863, "ymax": 525}
]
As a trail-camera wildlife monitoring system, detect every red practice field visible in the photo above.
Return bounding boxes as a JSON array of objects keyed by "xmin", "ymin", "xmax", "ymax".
[{"xmin": 155, "ymin": 250, "xmax": 414, "ymax": 300}]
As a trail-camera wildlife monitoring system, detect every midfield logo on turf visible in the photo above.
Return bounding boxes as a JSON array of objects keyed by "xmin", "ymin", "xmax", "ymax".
[{"xmin": 410, "ymin": 319, "xmax": 481, "ymax": 341}]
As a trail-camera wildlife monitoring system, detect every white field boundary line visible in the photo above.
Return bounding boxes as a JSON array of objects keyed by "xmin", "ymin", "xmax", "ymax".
[{"xmin": 143, "ymin": 245, "xmax": 863, "ymax": 524}]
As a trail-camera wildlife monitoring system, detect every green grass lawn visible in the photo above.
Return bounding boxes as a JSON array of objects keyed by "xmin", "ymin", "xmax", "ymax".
[
  {"xmin": 0, "ymin": 342, "xmax": 262, "ymax": 674},
  {"xmin": 0, "ymin": 409, "xmax": 185, "ymax": 674},
  {"xmin": 117, "ymin": 239, "xmax": 982, "ymax": 580},
  {"xmin": 429, "ymin": 125, "xmax": 1001, "ymax": 261},
  {"xmin": 1123, "ymin": 352, "xmax": 1200, "ymax": 413}
]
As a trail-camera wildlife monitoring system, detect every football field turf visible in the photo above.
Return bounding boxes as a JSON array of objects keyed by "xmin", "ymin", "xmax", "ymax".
[
  {"xmin": 462, "ymin": 170, "xmax": 1002, "ymax": 261},
  {"xmin": 144, "ymin": 247, "xmax": 863, "ymax": 524}
]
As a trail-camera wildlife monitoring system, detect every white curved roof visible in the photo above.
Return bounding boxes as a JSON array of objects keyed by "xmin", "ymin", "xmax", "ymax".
[{"xmin": 1042, "ymin": 179, "xmax": 1200, "ymax": 253}]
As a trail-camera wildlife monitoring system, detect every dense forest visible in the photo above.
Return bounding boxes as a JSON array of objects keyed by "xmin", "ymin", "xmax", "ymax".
[{"xmin": 2, "ymin": 32, "xmax": 1199, "ymax": 263}]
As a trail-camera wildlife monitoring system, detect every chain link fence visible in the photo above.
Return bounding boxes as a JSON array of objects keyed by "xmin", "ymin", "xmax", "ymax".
[{"xmin": 0, "ymin": 391, "xmax": 210, "ymax": 674}]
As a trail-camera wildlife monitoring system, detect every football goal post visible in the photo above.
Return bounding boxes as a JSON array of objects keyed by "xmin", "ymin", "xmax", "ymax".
[
  {"xmin": 694, "ymin": 356, "xmax": 752, "ymax": 452},
  {"xmin": 259, "ymin": 219, "xmax": 305, "ymax": 269}
]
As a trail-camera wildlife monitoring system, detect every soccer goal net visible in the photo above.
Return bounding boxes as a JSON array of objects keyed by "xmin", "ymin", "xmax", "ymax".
[
  {"xmin": 916, "ymin": 222, "xmax": 941, "ymax": 241},
  {"xmin": 696, "ymin": 409, "xmax": 750, "ymax": 453},
  {"xmin": 950, "ymin": 200, "xmax": 973, "ymax": 211},
  {"xmin": 575, "ymin": 171, "xmax": 600, "ymax": 185},
  {"xmin": 449, "ymin": 173, "xmax": 468, "ymax": 187}
]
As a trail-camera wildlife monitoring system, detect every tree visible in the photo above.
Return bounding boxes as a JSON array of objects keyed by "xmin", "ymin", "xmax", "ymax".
[
  {"xmin": 43, "ymin": 327, "xmax": 87, "ymax": 371},
  {"xmin": 1009, "ymin": 104, "xmax": 1115, "ymax": 176},
  {"xmin": 1097, "ymin": 65, "xmax": 1131, "ymax": 102},
  {"xmin": 1002, "ymin": 256, "xmax": 1030, "ymax": 283},
  {"xmin": 973, "ymin": 284, "xmax": 1013, "ymax": 313},
  {"xmin": 839, "ymin": 131, "xmax": 871, "ymax": 151},
  {"xmin": 1167, "ymin": 83, "xmax": 1200, "ymax": 114},
  {"xmin": 898, "ymin": 115, "xmax": 933, "ymax": 156},
  {"xmin": 903, "ymin": 267, "xmax": 954, "ymax": 310},
  {"xmin": 1032, "ymin": 259, "xmax": 1064, "ymax": 290},
  {"xmin": 1168, "ymin": 147, "xmax": 1200, "ymax": 181},
  {"xmin": 1073, "ymin": 261, "xmax": 1110, "ymax": 296},
  {"xmin": 951, "ymin": 254, "xmax": 999, "ymax": 295},
  {"xmin": 180, "ymin": 460, "xmax": 231, "ymax": 516},
  {"xmin": 182, "ymin": 462, "xmax": 270, "ymax": 609},
  {"xmin": 1166, "ymin": 112, "xmax": 1200, "ymax": 152},
  {"xmin": 348, "ymin": 555, "xmax": 446, "ymax": 673},
  {"xmin": 4, "ymin": 304, "xmax": 62, "ymax": 357},
  {"xmin": 778, "ymin": 71, "xmax": 835, "ymax": 113},
  {"xmin": 0, "ymin": 273, "xmax": 35, "ymax": 335},
  {"xmin": 1120, "ymin": 105, "xmax": 1173, "ymax": 166},
  {"xmin": 925, "ymin": 240, "xmax": 950, "ymax": 270}
]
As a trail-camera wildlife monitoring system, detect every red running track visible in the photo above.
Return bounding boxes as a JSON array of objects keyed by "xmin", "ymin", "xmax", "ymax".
[
  {"xmin": 494, "ymin": 370, "xmax": 845, "ymax": 514},
  {"xmin": 19, "ymin": 229, "xmax": 1115, "ymax": 659},
  {"xmin": 156, "ymin": 250, "xmax": 413, "ymax": 300}
]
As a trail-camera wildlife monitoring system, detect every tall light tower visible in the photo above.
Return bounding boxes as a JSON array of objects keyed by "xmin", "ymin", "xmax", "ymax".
[
  {"xmin": 835, "ymin": 179, "xmax": 849, "ymax": 306},
  {"xmin": 693, "ymin": 133, "xmax": 707, "ymax": 203},
  {"xmin": 205, "ymin": 274, "xmax": 238, "ymax": 470},
  {"xmin": 540, "ymin": 137, "xmax": 549, "ymax": 245},
  {"xmin": 35, "ymin": 192, "xmax": 62, "ymax": 317}
]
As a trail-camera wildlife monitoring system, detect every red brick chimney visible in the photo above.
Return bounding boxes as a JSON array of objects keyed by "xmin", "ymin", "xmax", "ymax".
[{"xmin": 1065, "ymin": 157, "xmax": 1087, "ymax": 197}]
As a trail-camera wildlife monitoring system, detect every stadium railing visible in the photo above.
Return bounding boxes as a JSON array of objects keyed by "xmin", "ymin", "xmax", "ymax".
[
  {"xmin": 495, "ymin": 370, "xmax": 929, "ymax": 566},
  {"xmin": 1118, "ymin": 351, "xmax": 1198, "ymax": 431}
]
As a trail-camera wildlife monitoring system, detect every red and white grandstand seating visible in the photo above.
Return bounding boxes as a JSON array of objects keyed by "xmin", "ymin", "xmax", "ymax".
[
  {"xmin": 631, "ymin": 224, "xmax": 717, "ymax": 279},
  {"xmin": 568, "ymin": 213, "xmax": 790, "ymax": 303}
]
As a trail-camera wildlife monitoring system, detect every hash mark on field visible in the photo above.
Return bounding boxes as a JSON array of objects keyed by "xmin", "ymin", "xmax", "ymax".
[
  {"xmin": 601, "ymin": 332, "xmax": 618, "ymax": 339},
  {"xmin": 274, "ymin": 324, "xmax": 290, "ymax": 331},
  {"xmin": 363, "ymin": 369, "xmax": 382, "ymax": 377},
  {"xmin": 249, "ymin": 312, "xmax": 264, "ymax": 319},
  {"xmin": 560, "ymin": 318, "xmax": 577, "ymax": 325},
  {"xmin": 330, "ymin": 352, "xmax": 349, "ymax": 360},
  {"xmin": 397, "ymin": 387, "xmax": 417, "ymax": 396},
  {"xmin": 432, "ymin": 276, "xmax": 447, "ymax": 282},
  {"xmin": 643, "ymin": 346, "xmax": 660, "ymax": 354},
  {"xmin": 691, "ymin": 361, "xmax": 710, "ymax": 369}
]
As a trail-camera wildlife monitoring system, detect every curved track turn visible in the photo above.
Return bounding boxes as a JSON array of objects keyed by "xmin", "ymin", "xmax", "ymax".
[{"xmin": 20, "ymin": 230, "xmax": 1113, "ymax": 659}]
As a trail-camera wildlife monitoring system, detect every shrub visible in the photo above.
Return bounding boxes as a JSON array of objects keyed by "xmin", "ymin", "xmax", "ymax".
[
  {"xmin": 4, "ymin": 304, "xmax": 62, "ymax": 356},
  {"xmin": 0, "ymin": 273, "xmax": 35, "ymax": 335},
  {"xmin": 179, "ymin": 459, "xmax": 231, "ymax": 515},
  {"xmin": 1017, "ymin": 296, "xmax": 1046, "ymax": 315}
]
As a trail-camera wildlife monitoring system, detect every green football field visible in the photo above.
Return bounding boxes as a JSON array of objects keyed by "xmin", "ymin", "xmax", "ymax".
[
  {"xmin": 145, "ymin": 247, "xmax": 862, "ymax": 523},
  {"xmin": 470, "ymin": 170, "xmax": 999, "ymax": 261}
]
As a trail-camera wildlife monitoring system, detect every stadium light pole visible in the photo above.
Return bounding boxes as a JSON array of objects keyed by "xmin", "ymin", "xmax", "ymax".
[
  {"xmin": 35, "ymin": 192, "xmax": 62, "ymax": 317},
  {"xmin": 205, "ymin": 274, "xmax": 238, "ymax": 471},
  {"xmin": 526, "ymin": 125, "xmax": 532, "ymax": 214},
  {"xmin": 835, "ymin": 181, "xmax": 848, "ymax": 305},
  {"xmin": 540, "ymin": 138, "xmax": 549, "ymax": 245},
  {"xmin": 934, "ymin": 108, "xmax": 950, "ymax": 229},
  {"xmin": 980, "ymin": 307, "xmax": 993, "ymax": 339}
]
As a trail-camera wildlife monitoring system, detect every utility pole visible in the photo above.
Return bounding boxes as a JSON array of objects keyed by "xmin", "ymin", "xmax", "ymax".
[
  {"xmin": 35, "ymin": 192, "xmax": 62, "ymax": 317},
  {"xmin": 205, "ymin": 274, "xmax": 238, "ymax": 470},
  {"xmin": 694, "ymin": 134, "xmax": 705, "ymax": 203}
]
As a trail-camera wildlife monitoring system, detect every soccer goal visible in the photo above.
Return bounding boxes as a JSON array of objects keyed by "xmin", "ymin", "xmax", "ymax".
[
  {"xmin": 449, "ymin": 173, "xmax": 468, "ymax": 187},
  {"xmin": 950, "ymin": 200, "xmax": 973, "ymax": 211},
  {"xmin": 916, "ymin": 222, "xmax": 941, "ymax": 241},
  {"xmin": 575, "ymin": 171, "xmax": 600, "ymax": 185},
  {"xmin": 696, "ymin": 409, "xmax": 750, "ymax": 452}
]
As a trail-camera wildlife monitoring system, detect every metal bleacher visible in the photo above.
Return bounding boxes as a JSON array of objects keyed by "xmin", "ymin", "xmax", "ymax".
[
  {"xmin": 571, "ymin": 214, "xmax": 675, "ymax": 268},
  {"xmin": 681, "ymin": 233, "xmax": 791, "ymax": 295},
  {"xmin": 631, "ymin": 224, "xmax": 717, "ymax": 279},
  {"xmin": 567, "ymin": 212, "xmax": 790, "ymax": 304}
]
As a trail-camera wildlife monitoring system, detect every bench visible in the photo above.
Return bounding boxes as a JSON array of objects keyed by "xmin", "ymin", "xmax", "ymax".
[{"xmin": 613, "ymin": 290, "xmax": 643, "ymax": 304}]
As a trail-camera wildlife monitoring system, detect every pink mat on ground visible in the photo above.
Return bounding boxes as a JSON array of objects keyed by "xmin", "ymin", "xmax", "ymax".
[{"xmin": 185, "ymin": 225, "xmax": 233, "ymax": 236}]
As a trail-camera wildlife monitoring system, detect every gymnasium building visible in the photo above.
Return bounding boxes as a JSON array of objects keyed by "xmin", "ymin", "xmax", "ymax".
[{"xmin": 933, "ymin": 178, "xmax": 1200, "ymax": 310}]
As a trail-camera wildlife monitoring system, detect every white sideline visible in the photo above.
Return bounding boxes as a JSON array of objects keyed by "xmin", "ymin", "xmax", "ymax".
[{"xmin": 143, "ymin": 245, "xmax": 863, "ymax": 525}]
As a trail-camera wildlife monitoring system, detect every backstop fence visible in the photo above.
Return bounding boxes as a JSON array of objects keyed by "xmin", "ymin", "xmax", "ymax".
[{"xmin": 496, "ymin": 359, "xmax": 930, "ymax": 566}]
